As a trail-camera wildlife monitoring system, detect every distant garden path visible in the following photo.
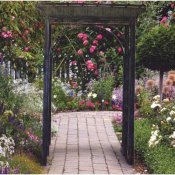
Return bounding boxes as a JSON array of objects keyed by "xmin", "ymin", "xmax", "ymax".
[{"xmin": 48, "ymin": 112, "xmax": 134, "ymax": 174}]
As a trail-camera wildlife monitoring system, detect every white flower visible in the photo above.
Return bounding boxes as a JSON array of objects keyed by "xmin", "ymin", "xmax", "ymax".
[
  {"xmin": 160, "ymin": 107, "xmax": 167, "ymax": 112},
  {"xmin": 151, "ymin": 102, "xmax": 161, "ymax": 109},
  {"xmin": 148, "ymin": 129, "xmax": 162, "ymax": 147},
  {"xmin": 166, "ymin": 117, "xmax": 172, "ymax": 122},
  {"xmin": 92, "ymin": 93, "xmax": 97, "ymax": 98},
  {"xmin": 171, "ymin": 140, "xmax": 175, "ymax": 147},
  {"xmin": 170, "ymin": 110, "xmax": 175, "ymax": 116},
  {"xmin": 163, "ymin": 98, "xmax": 169, "ymax": 103},
  {"xmin": 153, "ymin": 95, "xmax": 160, "ymax": 101},
  {"xmin": 169, "ymin": 131, "xmax": 175, "ymax": 139},
  {"xmin": 0, "ymin": 135, "xmax": 15, "ymax": 157},
  {"xmin": 87, "ymin": 92, "xmax": 92, "ymax": 98},
  {"xmin": 53, "ymin": 95, "xmax": 57, "ymax": 99},
  {"xmin": 112, "ymin": 94, "xmax": 117, "ymax": 100}
]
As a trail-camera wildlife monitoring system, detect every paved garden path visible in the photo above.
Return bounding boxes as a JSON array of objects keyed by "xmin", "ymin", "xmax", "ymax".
[{"xmin": 48, "ymin": 112, "xmax": 134, "ymax": 174}]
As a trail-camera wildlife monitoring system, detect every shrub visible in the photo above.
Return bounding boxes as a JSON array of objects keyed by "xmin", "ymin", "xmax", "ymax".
[
  {"xmin": 92, "ymin": 74, "xmax": 114, "ymax": 102},
  {"xmin": 0, "ymin": 76, "xmax": 23, "ymax": 114},
  {"xmin": 135, "ymin": 118, "xmax": 175, "ymax": 174},
  {"xmin": 137, "ymin": 25, "xmax": 175, "ymax": 99},
  {"xmin": 135, "ymin": 118, "xmax": 152, "ymax": 154},
  {"xmin": 9, "ymin": 154, "xmax": 43, "ymax": 174}
]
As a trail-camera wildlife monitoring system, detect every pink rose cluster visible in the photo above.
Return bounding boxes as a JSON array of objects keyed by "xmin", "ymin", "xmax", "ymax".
[
  {"xmin": 77, "ymin": 33, "xmax": 88, "ymax": 44},
  {"xmin": 89, "ymin": 45, "xmax": 96, "ymax": 53},
  {"xmin": 1, "ymin": 27, "xmax": 12, "ymax": 38},
  {"xmin": 86, "ymin": 100, "xmax": 95, "ymax": 108},
  {"xmin": 86, "ymin": 60, "xmax": 97, "ymax": 71}
]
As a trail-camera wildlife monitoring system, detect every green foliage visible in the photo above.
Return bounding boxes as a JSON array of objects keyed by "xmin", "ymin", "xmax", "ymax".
[
  {"xmin": 135, "ymin": 118, "xmax": 175, "ymax": 174},
  {"xmin": 113, "ymin": 123, "xmax": 122, "ymax": 133},
  {"xmin": 145, "ymin": 145, "xmax": 175, "ymax": 174},
  {"xmin": 136, "ymin": 90, "xmax": 154, "ymax": 118},
  {"xmin": 135, "ymin": 119, "xmax": 152, "ymax": 154},
  {"xmin": 52, "ymin": 79, "xmax": 70, "ymax": 111},
  {"xmin": 137, "ymin": 25, "xmax": 175, "ymax": 72},
  {"xmin": 0, "ymin": 76, "xmax": 23, "ymax": 114},
  {"xmin": 137, "ymin": 2, "xmax": 168, "ymax": 39},
  {"xmin": 92, "ymin": 74, "xmax": 114, "ymax": 102},
  {"xmin": 10, "ymin": 154, "xmax": 43, "ymax": 174}
]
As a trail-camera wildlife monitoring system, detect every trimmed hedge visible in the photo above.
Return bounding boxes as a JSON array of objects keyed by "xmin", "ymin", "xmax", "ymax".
[{"xmin": 135, "ymin": 119, "xmax": 175, "ymax": 174}]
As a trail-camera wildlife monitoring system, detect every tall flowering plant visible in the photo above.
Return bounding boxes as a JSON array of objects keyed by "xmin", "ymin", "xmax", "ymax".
[{"xmin": 148, "ymin": 95, "xmax": 175, "ymax": 148}]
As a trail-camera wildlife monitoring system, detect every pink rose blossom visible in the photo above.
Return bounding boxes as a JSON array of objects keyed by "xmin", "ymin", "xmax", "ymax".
[
  {"xmin": 89, "ymin": 45, "xmax": 96, "ymax": 53},
  {"xmin": 92, "ymin": 40, "xmax": 98, "ymax": 45},
  {"xmin": 83, "ymin": 40, "xmax": 88, "ymax": 46},
  {"xmin": 77, "ymin": 49, "xmax": 83, "ymax": 56},
  {"xmin": 82, "ymin": 36, "xmax": 88, "ymax": 41},
  {"xmin": 7, "ymin": 31, "xmax": 12, "ymax": 38},
  {"xmin": 77, "ymin": 33, "xmax": 84, "ymax": 39},
  {"xmin": 86, "ymin": 60, "xmax": 94, "ymax": 70},
  {"xmin": 160, "ymin": 16, "xmax": 167, "ymax": 24},
  {"xmin": 96, "ymin": 34, "xmax": 103, "ymax": 40},
  {"xmin": 24, "ymin": 47, "xmax": 30, "ymax": 52},
  {"xmin": 89, "ymin": 47, "xmax": 95, "ymax": 53},
  {"xmin": 83, "ymin": 33, "xmax": 88, "ymax": 38},
  {"xmin": 71, "ymin": 60, "xmax": 77, "ymax": 65},
  {"xmin": 117, "ymin": 47, "xmax": 122, "ymax": 54}
]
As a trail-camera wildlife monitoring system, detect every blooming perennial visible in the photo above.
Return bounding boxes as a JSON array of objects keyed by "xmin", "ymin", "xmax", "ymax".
[
  {"xmin": 169, "ymin": 131, "xmax": 175, "ymax": 147},
  {"xmin": 148, "ymin": 95, "xmax": 175, "ymax": 148},
  {"xmin": 148, "ymin": 125, "xmax": 162, "ymax": 147},
  {"xmin": 0, "ymin": 134, "xmax": 15, "ymax": 158}
]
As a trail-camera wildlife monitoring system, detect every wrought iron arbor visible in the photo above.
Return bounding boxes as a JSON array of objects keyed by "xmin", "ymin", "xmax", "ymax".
[{"xmin": 38, "ymin": 2, "xmax": 145, "ymax": 166}]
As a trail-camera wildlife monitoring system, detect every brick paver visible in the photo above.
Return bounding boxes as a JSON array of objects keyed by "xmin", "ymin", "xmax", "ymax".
[{"xmin": 48, "ymin": 112, "xmax": 134, "ymax": 174}]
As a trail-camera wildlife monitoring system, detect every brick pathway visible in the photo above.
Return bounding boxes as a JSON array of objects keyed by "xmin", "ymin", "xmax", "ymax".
[{"xmin": 48, "ymin": 112, "xmax": 134, "ymax": 174}]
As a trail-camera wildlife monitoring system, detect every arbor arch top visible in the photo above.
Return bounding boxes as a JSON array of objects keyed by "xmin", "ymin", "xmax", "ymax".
[
  {"xmin": 38, "ymin": 2, "xmax": 145, "ymax": 24},
  {"xmin": 38, "ymin": 1, "xmax": 145, "ymax": 166}
]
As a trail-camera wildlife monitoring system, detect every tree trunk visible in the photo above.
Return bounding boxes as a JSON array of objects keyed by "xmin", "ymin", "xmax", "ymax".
[{"xmin": 159, "ymin": 70, "xmax": 164, "ymax": 102}]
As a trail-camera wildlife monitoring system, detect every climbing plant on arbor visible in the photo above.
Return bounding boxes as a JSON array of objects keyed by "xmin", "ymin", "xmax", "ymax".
[
  {"xmin": 52, "ymin": 25, "xmax": 124, "ymax": 91},
  {"xmin": 0, "ymin": 2, "xmax": 44, "ymax": 80}
]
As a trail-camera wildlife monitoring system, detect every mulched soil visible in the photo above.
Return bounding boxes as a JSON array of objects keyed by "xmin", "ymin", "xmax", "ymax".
[{"xmin": 134, "ymin": 153, "xmax": 149, "ymax": 174}]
